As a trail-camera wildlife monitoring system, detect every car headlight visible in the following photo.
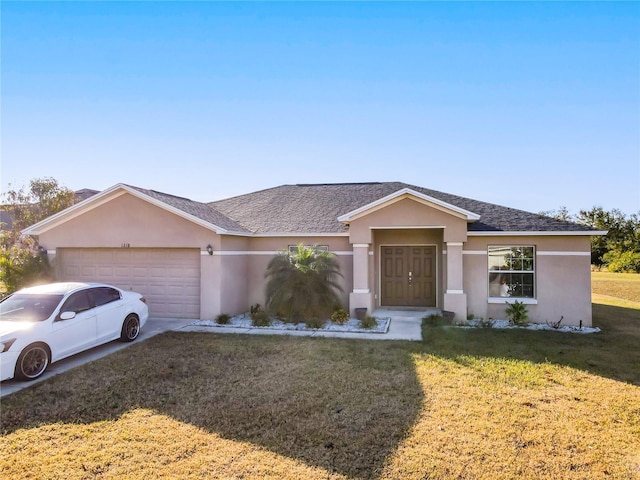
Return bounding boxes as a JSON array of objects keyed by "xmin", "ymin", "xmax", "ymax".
[{"xmin": 0, "ymin": 338, "xmax": 17, "ymax": 353}]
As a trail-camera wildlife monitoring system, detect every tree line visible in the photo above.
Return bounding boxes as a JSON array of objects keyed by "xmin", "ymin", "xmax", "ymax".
[
  {"xmin": 1, "ymin": 178, "xmax": 76, "ymax": 293},
  {"xmin": 540, "ymin": 206, "xmax": 640, "ymax": 272}
]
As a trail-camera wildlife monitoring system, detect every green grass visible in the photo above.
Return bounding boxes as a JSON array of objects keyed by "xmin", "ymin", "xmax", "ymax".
[
  {"xmin": 1, "ymin": 272, "xmax": 639, "ymax": 479},
  {"xmin": 592, "ymin": 270, "xmax": 640, "ymax": 304},
  {"xmin": 422, "ymin": 304, "xmax": 640, "ymax": 387}
]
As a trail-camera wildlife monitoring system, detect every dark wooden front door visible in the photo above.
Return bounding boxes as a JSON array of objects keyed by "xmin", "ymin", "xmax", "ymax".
[{"xmin": 381, "ymin": 246, "xmax": 436, "ymax": 307}]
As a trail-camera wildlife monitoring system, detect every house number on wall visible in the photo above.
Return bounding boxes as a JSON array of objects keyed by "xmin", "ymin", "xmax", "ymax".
[{"xmin": 121, "ymin": 243, "xmax": 130, "ymax": 248}]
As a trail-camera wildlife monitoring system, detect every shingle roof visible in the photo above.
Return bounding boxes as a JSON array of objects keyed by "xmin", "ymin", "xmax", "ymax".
[
  {"xmin": 209, "ymin": 182, "xmax": 594, "ymax": 234},
  {"xmin": 126, "ymin": 186, "xmax": 250, "ymax": 233},
  {"xmin": 0, "ymin": 209, "xmax": 13, "ymax": 230},
  {"xmin": 74, "ymin": 189, "xmax": 100, "ymax": 202}
]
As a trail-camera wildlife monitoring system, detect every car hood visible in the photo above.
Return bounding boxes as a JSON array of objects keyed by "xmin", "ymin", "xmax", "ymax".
[{"xmin": 0, "ymin": 321, "xmax": 38, "ymax": 339}]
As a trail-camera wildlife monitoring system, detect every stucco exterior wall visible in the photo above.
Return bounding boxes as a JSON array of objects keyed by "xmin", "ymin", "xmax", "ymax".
[
  {"xmin": 201, "ymin": 254, "xmax": 221, "ymax": 320},
  {"xmin": 37, "ymin": 192, "xmax": 220, "ymax": 250},
  {"xmin": 219, "ymin": 255, "xmax": 249, "ymax": 315},
  {"xmin": 464, "ymin": 236, "xmax": 593, "ymax": 326},
  {"xmin": 348, "ymin": 198, "xmax": 468, "ymax": 244},
  {"xmin": 224, "ymin": 236, "xmax": 353, "ymax": 314}
]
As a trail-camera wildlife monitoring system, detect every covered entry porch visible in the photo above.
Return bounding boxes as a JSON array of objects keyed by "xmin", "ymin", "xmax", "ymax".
[
  {"xmin": 337, "ymin": 188, "xmax": 477, "ymax": 321},
  {"xmin": 349, "ymin": 227, "xmax": 467, "ymax": 320}
]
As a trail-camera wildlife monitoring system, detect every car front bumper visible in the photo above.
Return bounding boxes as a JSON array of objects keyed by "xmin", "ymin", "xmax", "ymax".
[{"xmin": 1, "ymin": 351, "xmax": 19, "ymax": 382}]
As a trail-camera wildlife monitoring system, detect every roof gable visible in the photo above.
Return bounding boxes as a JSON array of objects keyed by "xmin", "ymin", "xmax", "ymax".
[
  {"xmin": 22, "ymin": 184, "xmax": 249, "ymax": 236},
  {"xmin": 337, "ymin": 188, "xmax": 481, "ymax": 223}
]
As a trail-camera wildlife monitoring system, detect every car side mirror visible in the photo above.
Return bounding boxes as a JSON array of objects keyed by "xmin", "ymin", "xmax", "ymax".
[{"xmin": 59, "ymin": 311, "xmax": 76, "ymax": 321}]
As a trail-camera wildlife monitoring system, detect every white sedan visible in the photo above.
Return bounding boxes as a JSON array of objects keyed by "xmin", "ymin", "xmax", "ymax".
[{"xmin": 0, "ymin": 282, "xmax": 149, "ymax": 382}]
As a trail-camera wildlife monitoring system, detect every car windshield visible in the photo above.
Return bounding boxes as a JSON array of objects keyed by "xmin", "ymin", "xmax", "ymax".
[{"xmin": 0, "ymin": 294, "xmax": 64, "ymax": 322}]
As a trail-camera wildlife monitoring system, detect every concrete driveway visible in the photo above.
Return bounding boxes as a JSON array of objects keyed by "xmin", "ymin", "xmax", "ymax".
[{"xmin": 0, "ymin": 317, "xmax": 194, "ymax": 398}]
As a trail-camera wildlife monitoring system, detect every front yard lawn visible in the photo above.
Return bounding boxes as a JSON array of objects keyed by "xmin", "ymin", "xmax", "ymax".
[{"xmin": 1, "ymin": 274, "xmax": 639, "ymax": 479}]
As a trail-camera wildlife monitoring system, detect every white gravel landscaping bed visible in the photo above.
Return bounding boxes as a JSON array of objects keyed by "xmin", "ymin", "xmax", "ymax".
[
  {"xmin": 190, "ymin": 314, "xmax": 391, "ymax": 334},
  {"xmin": 461, "ymin": 318, "xmax": 601, "ymax": 334}
]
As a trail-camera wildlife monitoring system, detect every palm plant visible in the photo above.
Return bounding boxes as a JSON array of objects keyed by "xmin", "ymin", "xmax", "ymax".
[
  {"xmin": 265, "ymin": 244, "xmax": 343, "ymax": 323},
  {"xmin": 505, "ymin": 300, "xmax": 529, "ymax": 326}
]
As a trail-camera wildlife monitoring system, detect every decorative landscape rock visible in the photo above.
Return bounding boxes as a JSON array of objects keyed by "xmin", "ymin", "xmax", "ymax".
[{"xmin": 191, "ymin": 313, "xmax": 391, "ymax": 334}]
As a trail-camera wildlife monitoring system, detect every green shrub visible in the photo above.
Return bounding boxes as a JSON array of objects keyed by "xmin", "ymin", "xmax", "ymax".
[
  {"xmin": 250, "ymin": 304, "xmax": 262, "ymax": 320},
  {"xmin": 330, "ymin": 308, "xmax": 350, "ymax": 325},
  {"xmin": 505, "ymin": 300, "xmax": 529, "ymax": 326},
  {"xmin": 215, "ymin": 313, "xmax": 231, "ymax": 325},
  {"xmin": 477, "ymin": 318, "xmax": 495, "ymax": 328},
  {"xmin": 251, "ymin": 308, "xmax": 271, "ymax": 327},
  {"xmin": 359, "ymin": 315, "xmax": 378, "ymax": 329},
  {"xmin": 1, "ymin": 178, "xmax": 74, "ymax": 294},
  {"xmin": 250, "ymin": 304, "xmax": 270, "ymax": 326},
  {"xmin": 0, "ymin": 241, "xmax": 52, "ymax": 294},
  {"xmin": 604, "ymin": 250, "xmax": 640, "ymax": 273},
  {"xmin": 423, "ymin": 314, "xmax": 453, "ymax": 327},
  {"xmin": 305, "ymin": 318, "xmax": 326, "ymax": 329}
]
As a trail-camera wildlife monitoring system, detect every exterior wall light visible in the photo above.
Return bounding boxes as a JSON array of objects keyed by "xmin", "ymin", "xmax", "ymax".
[{"xmin": 206, "ymin": 244, "xmax": 213, "ymax": 256}]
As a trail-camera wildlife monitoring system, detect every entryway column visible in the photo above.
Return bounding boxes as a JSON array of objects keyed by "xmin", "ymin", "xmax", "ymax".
[
  {"xmin": 349, "ymin": 243, "xmax": 373, "ymax": 316},
  {"xmin": 444, "ymin": 242, "xmax": 467, "ymax": 320}
]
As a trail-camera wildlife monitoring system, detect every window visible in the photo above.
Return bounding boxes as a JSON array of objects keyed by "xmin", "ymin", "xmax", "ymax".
[
  {"xmin": 60, "ymin": 290, "xmax": 94, "ymax": 314},
  {"xmin": 0, "ymin": 294, "xmax": 64, "ymax": 322},
  {"xmin": 90, "ymin": 287, "xmax": 121, "ymax": 307},
  {"xmin": 488, "ymin": 246, "xmax": 535, "ymax": 298},
  {"xmin": 288, "ymin": 245, "xmax": 329, "ymax": 254}
]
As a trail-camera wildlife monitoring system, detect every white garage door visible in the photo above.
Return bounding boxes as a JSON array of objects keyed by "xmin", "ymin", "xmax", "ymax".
[{"xmin": 58, "ymin": 248, "xmax": 201, "ymax": 319}]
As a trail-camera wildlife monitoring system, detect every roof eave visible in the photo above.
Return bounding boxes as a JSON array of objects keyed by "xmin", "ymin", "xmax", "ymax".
[
  {"xmin": 245, "ymin": 232, "xmax": 350, "ymax": 238},
  {"xmin": 467, "ymin": 230, "xmax": 608, "ymax": 236},
  {"xmin": 21, "ymin": 183, "xmax": 232, "ymax": 236}
]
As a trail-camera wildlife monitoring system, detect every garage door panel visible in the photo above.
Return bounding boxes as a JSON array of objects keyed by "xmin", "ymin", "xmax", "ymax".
[
  {"xmin": 183, "ymin": 286, "xmax": 200, "ymax": 296},
  {"xmin": 131, "ymin": 267, "xmax": 149, "ymax": 277},
  {"xmin": 58, "ymin": 248, "xmax": 201, "ymax": 319},
  {"xmin": 97, "ymin": 266, "xmax": 115, "ymax": 276},
  {"xmin": 163, "ymin": 267, "xmax": 182, "ymax": 277},
  {"xmin": 81, "ymin": 266, "xmax": 98, "ymax": 276},
  {"xmin": 147, "ymin": 285, "xmax": 166, "ymax": 295},
  {"xmin": 148, "ymin": 266, "xmax": 165, "ymax": 277},
  {"xmin": 167, "ymin": 285, "xmax": 183, "ymax": 296}
]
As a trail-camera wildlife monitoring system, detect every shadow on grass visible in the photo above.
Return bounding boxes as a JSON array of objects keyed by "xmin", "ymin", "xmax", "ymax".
[
  {"xmin": 2, "ymin": 303, "xmax": 637, "ymax": 477},
  {"xmin": 421, "ymin": 303, "xmax": 640, "ymax": 387},
  {"xmin": 0, "ymin": 334, "xmax": 424, "ymax": 479}
]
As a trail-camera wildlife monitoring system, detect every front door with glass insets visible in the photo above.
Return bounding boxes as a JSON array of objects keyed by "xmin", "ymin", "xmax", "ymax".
[{"xmin": 381, "ymin": 246, "xmax": 436, "ymax": 307}]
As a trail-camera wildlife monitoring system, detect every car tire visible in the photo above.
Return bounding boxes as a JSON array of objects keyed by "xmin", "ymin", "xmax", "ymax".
[
  {"xmin": 120, "ymin": 314, "xmax": 140, "ymax": 342},
  {"xmin": 15, "ymin": 343, "xmax": 50, "ymax": 381}
]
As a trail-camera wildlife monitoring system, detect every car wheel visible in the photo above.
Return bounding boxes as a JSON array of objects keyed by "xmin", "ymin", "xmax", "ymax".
[
  {"xmin": 15, "ymin": 343, "xmax": 50, "ymax": 381},
  {"xmin": 120, "ymin": 314, "xmax": 140, "ymax": 342}
]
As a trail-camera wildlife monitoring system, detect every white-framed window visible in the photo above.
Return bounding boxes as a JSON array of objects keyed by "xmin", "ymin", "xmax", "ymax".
[
  {"xmin": 488, "ymin": 246, "xmax": 535, "ymax": 299},
  {"xmin": 288, "ymin": 245, "xmax": 329, "ymax": 255}
]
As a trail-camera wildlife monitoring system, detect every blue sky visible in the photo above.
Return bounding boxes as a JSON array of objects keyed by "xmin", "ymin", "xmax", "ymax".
[{"xmin": 2, "ymin": 1, "xmax": 639, "ymax": 215}]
